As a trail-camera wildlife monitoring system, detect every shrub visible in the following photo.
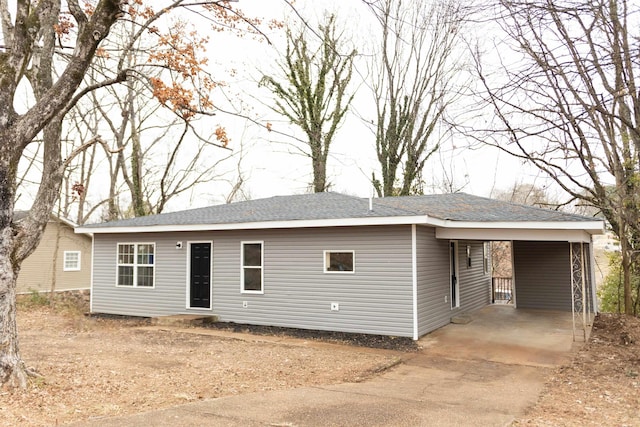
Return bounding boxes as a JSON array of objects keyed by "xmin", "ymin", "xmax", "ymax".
[
  {"xmin": 598, "ymin": 252, "xmax": 639, "ymax": 315},
  {"xmin": 20, "ymin": 290, "xmax": 50, "ymax": 307}
]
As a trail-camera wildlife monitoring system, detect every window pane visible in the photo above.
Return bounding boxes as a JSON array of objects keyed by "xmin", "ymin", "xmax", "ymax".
[
  {"xmin": 64, "ymin": 252, "xmax": 80, "ymax": 270},
  {"xmin": 243, "ymin": 243, "xmax": 262, "ymax": 267},
  {"xmin": 243, "ymin": 268, "xmax": 262, "ymax": 291},
  {"xmin": 137, "ymin": 266, "xmax": 154, "ymax": 287},
  {"xmin": 118, "ymin": 244, "xmax": 134, "ymax": 264},
  {"xmin": 137, "ymin": 244, "xmax": 154, "ymax": 265},
  {"xmin": 327, "ymin": 252, "xmax": 354, "ymax": 272},
  {"xmin": 118, "ymin": 266, "xmax": 134, "ymax": 286}
]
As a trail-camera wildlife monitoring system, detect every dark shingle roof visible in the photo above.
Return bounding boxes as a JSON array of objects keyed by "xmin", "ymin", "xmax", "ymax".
[
  {"xmin": 82, "ymin": 192, "xmax": 597, "ymax": 230},
  {"xmin": 376, "ymin": 193, "xmax": 594, "ymax": 222}
]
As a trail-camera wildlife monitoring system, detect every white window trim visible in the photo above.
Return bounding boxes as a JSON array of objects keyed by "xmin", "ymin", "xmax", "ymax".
[
  {"xmin": 116, "ymin": 242, "xmax": 156, "ymax": 288},
  {"xmin": 63, "ymin": 250, "xmax": 81, "ymax": 272},
  {"xmin": 323, "ymin": 250, "xmax": 355, "ymax": 274},
  {"xmin": 185, "ymin": 240, "xmax": 213, "ymax": 310},
  {"xmin": 241, "ymin": 241, "xmax": 264, "ymax": 294}
]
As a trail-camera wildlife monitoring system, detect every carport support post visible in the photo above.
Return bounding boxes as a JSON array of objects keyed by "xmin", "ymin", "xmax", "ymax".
[
  {"xmin": 581, "ymin": 244, "xmax": 587, "ymax": 338},
  {"xmin": 570, "ymin": 242, "xmax": 587, "ymax": 342}
]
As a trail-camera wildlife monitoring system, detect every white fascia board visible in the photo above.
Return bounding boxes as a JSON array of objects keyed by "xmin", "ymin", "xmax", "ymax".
[
  {"xmin": 75, "ymin": 215, "xmax": 429, "ymax": 234},
  {"xmin": 435, "ymin": 227, "xmax": 594, "ymax": 243},
  {"xmin": 56, "ymin": 216, "xmax": 79, "ymax": 228},
  {"xmin": 438, "ymin": 219, "xmax": 605, "ymax": 233}
]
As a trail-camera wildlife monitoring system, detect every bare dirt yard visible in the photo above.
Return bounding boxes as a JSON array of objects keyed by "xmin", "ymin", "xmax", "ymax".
[
  {"xmin": 1, "ymin": 293, "xmax": 400, "ymax": 426},
  {"xmin": 2, "ymin": 292, "xmax": 639, "ymax": 427},
  {"xmin": 515, "ymin": 313, "xmax": 640, "ymax": 426}
]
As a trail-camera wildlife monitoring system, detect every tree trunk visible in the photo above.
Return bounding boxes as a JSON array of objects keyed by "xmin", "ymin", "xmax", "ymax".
[
  {"xmin": 312, "ymin": 143, "xmax": 327, "ymax": 193},
  {"xmin": 0, "ymin": 148, "xmax": 27, "ymax": 387},
  {"xmin": 0, "ymin": 0, "xmax": 121, "ymax": 389},
  {"xmin": 128, "ymin": 88, "xmax": 146, "ymax": 216},
  {"xmin": 49, "ymin": 218, "xmax": 62, "ymax": 308},
  {"xmin": 0, "ymin": 223, "xmax": 27, "ymax": 388},
  {"xmin": 619, "ymin": 219, "xmax": 633, "ymax": 315}
]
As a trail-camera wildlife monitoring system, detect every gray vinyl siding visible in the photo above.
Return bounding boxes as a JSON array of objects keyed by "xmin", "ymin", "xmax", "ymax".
[
  {"xmin": 457, "ymin": 240, "xmax": 492, "ymax": 313},
  {"xmin": 513, "ymin": 241, "xmax": 571, "ymax": 310},
  {"xmin": 415, "ymin": 233, "xmax": 491, "ymax": 337},
  {"xmin": 91, "ymin": 225, "xmax": 415, "ymax": 337},
  {"xmin": 92, "ymin": 234, "xmax": 189, "ymax": 316},
  {"xmin": 416, "ymin": 226, "xmax": 452, "ymax": 336}
]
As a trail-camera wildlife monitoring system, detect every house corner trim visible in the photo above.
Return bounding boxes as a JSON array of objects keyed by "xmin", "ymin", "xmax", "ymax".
[{"xmin": 412, "ymin": 224, "xmax": 418, "ymax": 340}]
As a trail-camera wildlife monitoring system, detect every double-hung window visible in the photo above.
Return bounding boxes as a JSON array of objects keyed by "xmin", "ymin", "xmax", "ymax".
[
  {"xmin": 117, "ymin": 243, "xmax": 155, "ymax": 287},
  {"xmin": 241, "ymin": 241, "xmax": 263, "ymax": 293},
  {"xmin": 63, "ymin": 251, "xmax": 81, "ymax": 271}
]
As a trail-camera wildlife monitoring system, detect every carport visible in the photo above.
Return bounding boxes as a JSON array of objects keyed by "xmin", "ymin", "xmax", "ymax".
[
  {"xmin": 419, "ymin": 305, "xmax": 577, "ymax": 367},
  {"xmin": 375, "ymin": 193, "xmax": 606, "ymax": 341},
  {"xmin": 434, "ymin": 217, "xmax": 603, "ymax": 341}
]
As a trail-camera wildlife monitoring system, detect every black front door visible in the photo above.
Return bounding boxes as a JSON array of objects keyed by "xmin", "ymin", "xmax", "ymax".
[{"xmin": 190, "ymin": 242, "xmax": 211, "ymax": 308}]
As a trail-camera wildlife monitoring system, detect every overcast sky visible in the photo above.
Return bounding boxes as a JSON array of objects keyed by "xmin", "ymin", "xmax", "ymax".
[
  {"xmin": 9, "ymin": 0, "xmax": 551, "ymax": 214},
  {"xmin": 190, "ymin": 0, "xmax": 549, "ymax": 207}
]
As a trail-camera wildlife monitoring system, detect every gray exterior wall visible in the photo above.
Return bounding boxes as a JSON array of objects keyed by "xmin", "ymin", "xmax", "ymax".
[
  {"xmin": 415, "ymin": 226, "xmax": 451, "ymax": 336},
  {"xmin": 513, "ymin": 241, "xmax": 572, "ymax": 310},
  {"xmin": 415, "ymin": 229, "xmax": 491, "ymax": 337},
  {"xmin": 457, "ymin": 240, "xmax": 492, "ymax": 313},
  {"xmin": 92, "ymin": 225, "xmax": 416, "ymax": 337}
]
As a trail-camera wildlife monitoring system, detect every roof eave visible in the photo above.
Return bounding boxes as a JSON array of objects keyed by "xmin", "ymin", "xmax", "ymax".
[
  {"xmin": 75, "ymin": 215, "xmax": 429, "ymax": 234},
  {"xmin": 75, "ymin": 216, "xmax": 606, "ymax": 239},
  {"xmin": 437, "ymin": 219, "xmax": 605, "ymax": 234},
  {"xmin": 435, "ymin": 227, "xmax": 602, "ymax": 243}
]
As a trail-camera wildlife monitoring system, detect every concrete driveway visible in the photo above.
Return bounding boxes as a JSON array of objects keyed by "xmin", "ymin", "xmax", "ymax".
[{"xmin": 75, "ymin": 306, "xmax": 580, "ymax": 427}]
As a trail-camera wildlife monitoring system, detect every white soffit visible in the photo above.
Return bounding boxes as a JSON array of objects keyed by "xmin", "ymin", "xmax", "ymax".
[{"xmin": 434, "ymin": 227, "xmax": 596, "ymax": 243}]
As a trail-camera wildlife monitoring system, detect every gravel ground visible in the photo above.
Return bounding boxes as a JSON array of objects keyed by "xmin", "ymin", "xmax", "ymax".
[{"xmin": 204, "ymin": 321, "xmax": 420, "ymax": 352}]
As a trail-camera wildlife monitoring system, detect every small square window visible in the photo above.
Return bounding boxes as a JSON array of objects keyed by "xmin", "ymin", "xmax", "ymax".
[
  {"xmin": 324, "ymin": 251, "xmax": 355, "ymax": 273},
  {"xmin": 63, "ymin": 251, "xmax": 81, "ymax": 271}
]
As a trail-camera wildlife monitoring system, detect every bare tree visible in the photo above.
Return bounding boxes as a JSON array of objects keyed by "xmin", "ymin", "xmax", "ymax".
[
  {"xmin": 0, "ymin": 0, "xmax": 123, "ymax": 389},
  {"xmin": 260, "ymin": 15, "xmax": 356, "ymax": 193},
  {"xmin": 469, "ymin": 0, "xmax": 639, "ymax": 314},
  {"xmin": 57, "ymin": 95, "xmax": 110, "ymax": 224},
  {"xmin": 368, "ymin": 0, "xmax": 468, "ymax": 197},
  {"xmin": 491, "ymin": 183, "xmax": 558, "ymax": 278},
  {"xmin": 54, "ymin": 1, "xmax": 266, "ymax": 224},
  {"xmin": 493, "ymin": 183, "xmax": 558, "ymax": 209},
  {"xmin": 0, "ymin": 0, "xmax": 267, "ymax": 388}
]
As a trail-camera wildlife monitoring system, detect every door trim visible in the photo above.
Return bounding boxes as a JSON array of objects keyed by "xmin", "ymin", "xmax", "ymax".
[
  {"xmin": 450, "ymin": 240, "xmax": 460, "ymax": 309},
  {"xmin": 186, "ymin": 240, "xmax": 213, "ymax": 310}
]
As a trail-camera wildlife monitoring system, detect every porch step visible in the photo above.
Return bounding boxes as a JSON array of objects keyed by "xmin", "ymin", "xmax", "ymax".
[
  {"xmin": 152, "ymin": 314, "xmax": 219, "ymax": 326},
  {"xmin": 451, "ymin": 314, "xmax": 473, "ymax": 324}
]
